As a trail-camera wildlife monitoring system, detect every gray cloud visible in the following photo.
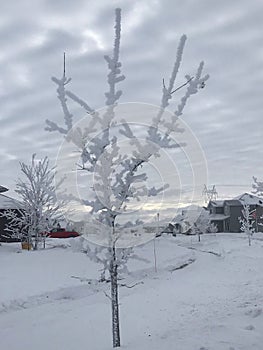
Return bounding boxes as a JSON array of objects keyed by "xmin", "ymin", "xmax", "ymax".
[{"xmin": 0, "ymin": 0, "xmax": 262, "ymax": 206}]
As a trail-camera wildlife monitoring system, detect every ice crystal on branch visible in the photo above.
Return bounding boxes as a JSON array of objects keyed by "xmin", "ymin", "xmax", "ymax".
[
  {"xmin": 239, "ymin": 202, "xmax": 255, "ymax": 246},
  {"xmin": 252, "ymin": 176, "xmax": 263, "ymax": 196}
]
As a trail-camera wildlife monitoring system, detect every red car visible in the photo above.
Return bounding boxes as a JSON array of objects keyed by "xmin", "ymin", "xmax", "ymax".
[{"xmin": 46, "ymin": 228, "xmax": 80, "ymax": 238}]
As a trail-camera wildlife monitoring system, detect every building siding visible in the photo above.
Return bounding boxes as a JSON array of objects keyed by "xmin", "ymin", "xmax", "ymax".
[{"xmin": 208, "ymin": 195, "xmax": 263, "ymax": 233}]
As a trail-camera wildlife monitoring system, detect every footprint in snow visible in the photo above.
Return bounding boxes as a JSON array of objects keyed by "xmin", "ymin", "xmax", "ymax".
[
  {"xmin": 245, "ymin": 324, "xmax": 255, "ymax": 331},
  {"xmin": 245, "ymin": 307, "xmax": 262, "ymax": 318}
]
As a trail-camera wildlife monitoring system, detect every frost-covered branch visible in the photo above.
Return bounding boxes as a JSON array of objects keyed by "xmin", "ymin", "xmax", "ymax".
[
  {"xmin": 65, "ymin": 90, "xmax": 95, "ymax": 115},
  {"xmin": 45, "ymin": 75, "xmax": 73, "ymax": 134},
  {"xmin": 0, "ymin": 208, "xmax": 27, "ymax": 239},
  {"xmin": 47, "ymin": 8, "xmax": 209, "ymax": 348},
  {"xmin": 252, "ymin": 176, "xmax": 263, "ymax": 196},
  {"xmin": 174, "ymin": 61, "xmax": 209, "ymax": 118},
  {"xmin": 104, "ymin": 8, "xmax": 125, "ymax": 106},
  {"xmin": 148, "ymin": 38, "xmax": 209, "ymax": 150},
  {"xmin": 1, "ymin": 154, "xmax": 64, "ymax": 250},
  {"xmin": 80, "ymin": 237, "xmax": 135, "ymax": 281}
]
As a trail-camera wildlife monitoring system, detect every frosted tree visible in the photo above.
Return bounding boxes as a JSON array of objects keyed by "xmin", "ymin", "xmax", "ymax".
[
  {"xmin": 252, "ymin": 176, "xmax": 263, "ymax": 196},
  {"xmin": 0, "ymin": 154, "xmax": 64, "ymax": 250},
  {"xmin": 45, "ymin": 8, "xmax": 209, "ymax": 348},
  {"xmin": 189, "ymin": 209, "xmax": 216, "ymax": 241},
  {"xmin": 239, "ymin": 202, "xmax": 255, "ymax": 246},
  {"xmin": 209, "ymin": 222, "xmax": 218, "ymax": 234}
]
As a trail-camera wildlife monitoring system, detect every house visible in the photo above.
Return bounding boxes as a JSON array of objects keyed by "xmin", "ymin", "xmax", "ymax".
[
  {"xmin": 207, "ymin": 193, "xmax": 263, "ymax": 233},
  {"xmin": 161, "ymin": 223, "xmax": 178, "ymax": 235},
  {"xmin": 170, "ymin": 206, "xmax": 205, "ymax": 235},
  {"xmin": 0, "ymin": 187, "xmax": 20, "ymax": 242}
]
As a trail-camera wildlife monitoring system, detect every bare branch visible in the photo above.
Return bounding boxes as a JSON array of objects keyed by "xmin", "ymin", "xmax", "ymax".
[
  {"xmin": 103, "ymin": 291, "xmax": 112, "ymax": 301},
  {"xmin": 171, "ymin": 76, "xmax": 194, "ymax": 94}
]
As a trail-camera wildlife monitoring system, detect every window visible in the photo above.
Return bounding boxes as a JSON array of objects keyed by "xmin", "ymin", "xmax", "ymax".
[{"xmin": 216, "ymin": 207, "xmax": 223, "ymax": 214}]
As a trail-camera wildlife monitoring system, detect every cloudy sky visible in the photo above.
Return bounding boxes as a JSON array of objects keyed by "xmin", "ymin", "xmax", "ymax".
[{"xmin": 0, "ymin": 0, "xmax": 262, "ymax": 207}]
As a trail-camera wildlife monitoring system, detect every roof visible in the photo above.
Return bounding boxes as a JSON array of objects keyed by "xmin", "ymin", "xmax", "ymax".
[
  {"xmin": 210, "ymin": 214, "xmax": 230, "ymax": 221},
  {"xmin": 224, "ymin": 199, "xmax": 243, "ymax": 206},
  {"xmin": 0, "ymin": 194, "xmax": 19, "ymax": 209},
  {"xmin": 207, "ymin": 193, "xmax": 263, "ymax": 209},
  {"xmin": 235, "ymin": 193, "xmax": 263, "ymax": 206},
  {"xmin": 208, "ymin": 200, "xmax": 224, "ymax": 207}
]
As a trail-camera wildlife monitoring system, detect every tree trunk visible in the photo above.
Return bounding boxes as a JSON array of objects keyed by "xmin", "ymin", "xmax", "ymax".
[
  {"xmin": 34, "ymin": 231, "xmax": 39, "ymax": 250},
  {"xmin": 110, "ymin": 246, "xmax": 121, "ymax": 348},
  {"xmin": 198, "ymin": 233, "xmax": 201, "ymax": 242},
  {"xmin": 27, "ymin": 230, "xmax": 33, "ymax": 250}
]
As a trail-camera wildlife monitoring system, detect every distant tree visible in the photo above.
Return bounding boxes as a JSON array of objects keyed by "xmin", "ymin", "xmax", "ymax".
[
  {"xmin": 208, "ymin": 222, "xmax": 218, "ymax": 234},
  {"xmin": 251, "ymin": 176, "xmax": 263, "ymax": 229},
  {"xmin": 191, "ymin": 209, "xmax": 217, "ymax": 241},
  {"xmin": 252, "ymin": 176, "xmax": 263, "ymax": 197},
  {"xmin": 0, "ymin": 154, "xmax": 63, "ymax": 250},
  {"xmin": 239, "ymin": 202, "xmax": 255, "ymax": 246},
  {"xmin": 45, "ymin": 8, "xmax": 208, "ymax": 348}
]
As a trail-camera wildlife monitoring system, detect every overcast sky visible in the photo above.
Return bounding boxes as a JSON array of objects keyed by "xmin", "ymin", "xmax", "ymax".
[{"xmin": 0, "ymin": 0, "xmax": 262, "ymax": 206}]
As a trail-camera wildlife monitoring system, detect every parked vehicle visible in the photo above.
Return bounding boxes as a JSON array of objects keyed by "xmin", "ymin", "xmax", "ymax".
[{"xmin": 44, "ymin": 227, "xmax": 80, "ymax": 238}]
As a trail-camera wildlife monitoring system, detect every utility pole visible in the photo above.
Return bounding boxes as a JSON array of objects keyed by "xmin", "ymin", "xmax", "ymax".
[
  {"xmin": 203, "ymin": 184, "xmax": 218, "ymax": 204},
  {"xmin": 153, "ymin": 212, "xmax": 159, "ymax": 273}
]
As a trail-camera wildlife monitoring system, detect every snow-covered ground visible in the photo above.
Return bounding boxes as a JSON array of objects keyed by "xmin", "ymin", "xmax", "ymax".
[{"xmin": 1, "ymin": 233, "xmax": 263, "ymax": 350}]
